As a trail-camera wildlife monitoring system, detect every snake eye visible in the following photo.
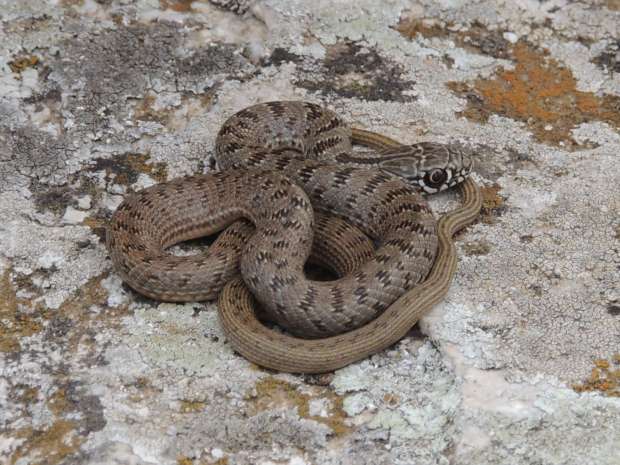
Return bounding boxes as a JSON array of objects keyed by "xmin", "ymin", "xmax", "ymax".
[{"xmin": 424, "ymin": 169, "xmax": 448, "ymax": 188}]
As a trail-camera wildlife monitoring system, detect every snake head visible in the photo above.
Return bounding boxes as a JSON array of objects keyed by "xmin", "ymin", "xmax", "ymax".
[{"xmin": 377, "ymin": 142, "xmax": 474, "ymax": 193}]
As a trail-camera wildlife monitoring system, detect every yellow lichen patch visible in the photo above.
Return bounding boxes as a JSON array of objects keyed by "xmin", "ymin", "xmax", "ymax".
[
  {"xmin": 8, "ymin": 55, "xmax": 39, "ymax": 75},
  {"xmin": 605, "ymin": 0, "xmax": 620, "ymax": 10},
  {"xmin": 178, "ymin": 456, "xmax": 194, "ymax": 465},
  {"xmin": 83, "ymin": 216, "xmax": 105, "ymax": 231},
  {"xmin": 54, "ymin": 274, "xmax": 130, "ymax": 355},
  {"xmin": 0, "ymin": 270, "xmax": 43, "ymax": 353},
  {"xmin": 125, "ymin": 376, "xmax": 162, "ymax": 403},
  {"xmin": 160, "ymin": 0, "xmax": 196, "ymax": 12},
  {"xmin": 180, "ymin": 400, "xmax": 208, "ymax": 413},
  {"xmin": 47, "ymin": 387, "xmax": 72, "ymax": 417},
  {"xmin": 14, "ymin": 385, "xmax": 40, "ymax": 405},
  {"xmin": 249, "ymin": 377, "xmax": 351, "ymax": 436},
  {"xmin": 10, "ymin": 420, "xmax": 84, "ymax": 465},
  {"xmin": 383, "ymin": 393, "xmax": 400, "ymax": 406},
  {"xmin": 125, "ymin": 153, "xmax": 168, "ymax": 183},
  {"xmin": 463, "ymin": 239, "xmax": 492, "ymax": 256},
  {"xmin": 572, "ymin": 355, "xmax": 620, "ymax": 397},
  {"xmin": 448, "ymin": 42, "xmax": 620, "ymax": 147},
  {"xmin": 61, "ymin": 0, "xmax": 85, "ymax": 6},
  {"xmin": 479, "ymin": 183, "xmax": 505, "ymax": 224}
]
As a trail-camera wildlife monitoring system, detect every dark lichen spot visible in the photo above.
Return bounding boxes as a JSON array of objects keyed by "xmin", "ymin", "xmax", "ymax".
[
  {"xmin": 32, "ymin": 182, "xmax": 74, "ymax": 214},
  {"xmin": 268, "ymin": 48, "xmax": 303, "ymax": 66},
  {"xmin": 89, "ymin": 153, "xmax": 168, "ymax": 186},
  {"xmin": 51, "ymin": 23, "xmax": 253, "ymax": 142},
  {"xmin": 295, "ymin": 41, "xmax": 415, "ymax": 102},
  {"xmin": 592, "ymin": 40, "xmax": 620, "ymax": 74}
]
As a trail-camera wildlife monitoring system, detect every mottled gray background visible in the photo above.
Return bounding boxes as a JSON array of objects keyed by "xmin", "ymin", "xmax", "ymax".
[{"xmin": 0, "ymin": 1, "xmax": 618, "ymax": 464}]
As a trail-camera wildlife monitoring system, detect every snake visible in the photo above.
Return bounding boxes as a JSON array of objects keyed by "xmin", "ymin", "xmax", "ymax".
[{"xmin": 107, "ymin": 101, "xmax": 481, "ymax": 372}]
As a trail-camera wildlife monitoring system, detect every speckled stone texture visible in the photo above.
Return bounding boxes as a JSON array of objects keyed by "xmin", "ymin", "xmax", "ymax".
[{"xmin": 0, "ymin": 1, "xmax": 618, "ymax": 464}]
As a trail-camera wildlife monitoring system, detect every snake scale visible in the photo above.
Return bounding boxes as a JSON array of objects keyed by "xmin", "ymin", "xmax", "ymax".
[{"xmin": 107, "ymin": 101, "xmax": 481, "ymax": 372}]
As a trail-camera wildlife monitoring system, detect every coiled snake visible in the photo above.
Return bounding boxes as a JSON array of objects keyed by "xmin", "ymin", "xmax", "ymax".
[{"xmin": 107, "ymin": 101, "xmax": 482, "ymax": 373}]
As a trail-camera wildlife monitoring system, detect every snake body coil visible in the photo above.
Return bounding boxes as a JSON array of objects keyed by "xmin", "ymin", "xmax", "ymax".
[{"xmin": 107, "ymin": 101, "xmax": 480, "ymax": 370}]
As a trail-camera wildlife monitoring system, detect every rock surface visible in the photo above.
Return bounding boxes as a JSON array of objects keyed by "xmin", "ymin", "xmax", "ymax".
[{"xmin": 1, "ymin": 1, "xmax": 618, "ymax": 464}]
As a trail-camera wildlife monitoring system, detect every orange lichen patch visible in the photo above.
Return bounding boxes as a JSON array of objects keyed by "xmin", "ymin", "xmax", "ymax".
[
  {"xmin": 397, "ymin": 18, "xmax": 511, "ymax": 59},
  {"xmin": 161, "ymin": 0, "xmax": 196, "ymax": 12},
  {"xmin": 9, "ymin": 420, "xmax": 84, "ymax": 465},
  {"xmin": 396, "ymin": 17, "xmax": 450, "ymax": 39},
  {"xmin": 133, "ymin": 89, "xmax": 216, "ymax": 132},
  {"xmin": 167, "ymin": 91, "xmax": 217, "ymax": 132},
  {"xmin": 383, "ymin": 393, "xmax": 400, "ymax": 406},
  {"xmin": 8, "ymin": 55, "xmax": 39, "ymax": 75},
  {"xmin": 478, "ymin": 183, "xmax": 505, "ymax": 224},
  {"xmin": 448, "ymin": 42, "xmax": 620, "ymax": 147},
  {"xmin": 133, "ymin": 93, "xmax": 170, "ymax": 124},
  {"xmin": 93, "ymin": 152, "xmax": 168, "ymax": 186},
  {"xmin": 248, "ymin": 377, "xmax": 351, "ymax": 436},
  {"xmin": 0, "ymin": 270, "xmax": 43, "ymax": 353},
  {"xmin": 572, "ymin": 355, "xmax": 620, "ymax": 397}
]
